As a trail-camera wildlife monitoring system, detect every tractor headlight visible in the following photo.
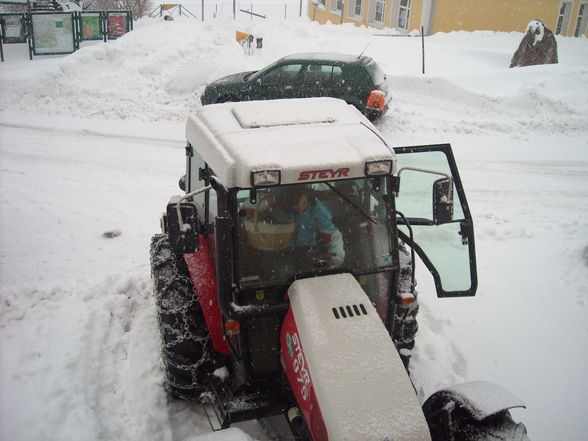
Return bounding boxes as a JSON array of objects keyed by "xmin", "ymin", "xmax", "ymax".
[
  {"xmin": 251, "ymin": 170, "xmax": 281, "ymax": 187},
  {"xmin": 365, "ymin": 160, "xmax": 392, "ymax": 176}
]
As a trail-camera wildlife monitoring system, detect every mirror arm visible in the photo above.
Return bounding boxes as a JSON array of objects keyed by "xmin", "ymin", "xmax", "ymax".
[
  {"xmin": 176, "ymin": 185, "xmax": 212, "ymax": 231},
  {"xmin": 396, "ymin": 167, "xmax": 453, "ymax": 196},
  {"xmin": 395, "ymin": 210, "xmax": 416, "ymax": 293}
]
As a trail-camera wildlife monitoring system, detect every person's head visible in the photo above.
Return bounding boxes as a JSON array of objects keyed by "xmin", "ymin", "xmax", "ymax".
[
  {"xmin": 292, "ymin": 193, "xmax": 309, "ymax": 214},
  {"xmin": 283, "ymin": 186, "xmax": 313, "ymax": 214}
]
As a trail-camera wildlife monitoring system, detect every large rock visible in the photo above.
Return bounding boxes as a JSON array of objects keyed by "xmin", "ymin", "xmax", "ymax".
[{"xmin": 510, "ymin": 20, "xmax": 558, "ymax": 68}]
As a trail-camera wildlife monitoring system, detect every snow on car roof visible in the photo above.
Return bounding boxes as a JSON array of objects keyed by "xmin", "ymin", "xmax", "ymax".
[
  {"xmin": 185, "ymin": 98, "xmax": 395, "ymax": 188},
  {"xmin": 279, "ymin": 52, "xmax": 372, "ymax": 64}
]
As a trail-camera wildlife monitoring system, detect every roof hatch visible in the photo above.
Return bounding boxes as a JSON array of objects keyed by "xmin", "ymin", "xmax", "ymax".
[{"xmin": 231, "ymin": 100, "xmax": 337, "ymax": 129}]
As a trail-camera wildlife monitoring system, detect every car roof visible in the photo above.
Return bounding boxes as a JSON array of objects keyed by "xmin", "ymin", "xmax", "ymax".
[
  {"xmin": 185, "ymin": 98, "xmax": 395, "ymax": 189},
  {"xmin": 278, "ymin": 52, "xmax": 372, "ymax": 66}
]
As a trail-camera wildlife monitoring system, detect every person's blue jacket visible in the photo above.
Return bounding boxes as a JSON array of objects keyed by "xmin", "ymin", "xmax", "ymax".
[{"xmin": 290, "ymin": 199, "xmax": 335, "ymax": 246}]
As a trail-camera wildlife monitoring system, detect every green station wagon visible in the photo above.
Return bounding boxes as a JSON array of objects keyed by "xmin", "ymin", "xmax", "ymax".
[{"xmin": 200, "ymin": 53, "xmax": 390, "ymax": 120}]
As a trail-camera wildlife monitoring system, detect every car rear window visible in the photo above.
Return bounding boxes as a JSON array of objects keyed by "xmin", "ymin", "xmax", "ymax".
[{"xmin": 365, "ymin": 60, "xmax": 386, "ymax": 87}]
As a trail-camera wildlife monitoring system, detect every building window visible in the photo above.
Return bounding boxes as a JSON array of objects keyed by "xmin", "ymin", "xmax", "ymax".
[
  {"xmin": 398, "ymin": 0, "xmax": 411, "ymax": 30},
  {"xmin": 556, "ymin": 2, "xmax": 572, "ymax": 35},
  {"xmin": 331, "ymin": 0, "xmax": 343, "ymax": 12},
  {"xmin": 375, "ymin": 0, "xmax": 385, "ymax": 23},
  {"xmin": 574, "ymin": 3, "xmax": 587, "ymax": 36},
  {"xmin": 355, "ymin": 0, "xmax": 363, "ymax": 17},
  {"xmin": 348, "ymin": 0, "xmax": 362, "ymax": 18},
  {"xmin": 319, "ymin": 0, "xmax": 326, "ymax": 8}
]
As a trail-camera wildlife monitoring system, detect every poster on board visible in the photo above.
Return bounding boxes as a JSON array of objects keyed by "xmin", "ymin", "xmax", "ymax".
[
  {"xmin": 80, "ymin": 12, "xmax": 102, "ymax": 40},
  {"xmin": 1, "ymin": 14, "xmax": 27, "ymax": 44},
  {"xmin": 107, "ymin": 12, "xmax": 129, "ymax": 39},
  {"xmin": 31, "ymin": 13, "xmax": 75, "ymax": 55}
]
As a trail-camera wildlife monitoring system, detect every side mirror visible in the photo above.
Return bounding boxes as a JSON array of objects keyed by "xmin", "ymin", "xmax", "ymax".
[
  {"xmin": 179, "ymin": 175, "xmax": 186, "ymax": 191},
  {"xmin": 433, "ymin": 177, "xmax": 454, "ymax": 225},
  {"xmin": 166, "ymin": 199, "xmax": 199, "ymax": 254}
]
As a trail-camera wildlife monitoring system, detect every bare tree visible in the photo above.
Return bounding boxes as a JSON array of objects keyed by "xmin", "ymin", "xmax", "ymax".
[{"xmin": 83, "ymin": 0, "xmax": 152, "ymax": 19}]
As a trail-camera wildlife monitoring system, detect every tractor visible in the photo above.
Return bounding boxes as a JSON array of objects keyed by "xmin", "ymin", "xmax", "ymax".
[{"xmin": 150, "ymin": 97, "xmax": 529, "ymax": 440}]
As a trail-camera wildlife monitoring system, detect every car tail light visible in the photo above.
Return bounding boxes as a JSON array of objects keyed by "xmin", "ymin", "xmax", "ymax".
[{"xmin": 366, "ymin": 90, "xmax": 386, "ymax": 110}]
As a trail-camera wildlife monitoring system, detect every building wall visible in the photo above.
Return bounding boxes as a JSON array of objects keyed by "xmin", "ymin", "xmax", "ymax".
[
  {"xmin": 309, "ymin": 0, "xmax": 427, "ymax": 30},
  {"xmin": 408, "ymin": 0, "xmax": 425, "ymax": 32},
  {"xmin": 431, "ymin": 0, "xmax": 559, "ymax": 34},
  {"xmin": 307, "ymin": 0, "xmax": 588, "ymax": 36}
]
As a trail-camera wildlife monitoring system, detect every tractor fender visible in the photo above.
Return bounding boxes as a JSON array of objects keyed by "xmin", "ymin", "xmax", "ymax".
[{"xmin": 423, "ymin": 381, "xmax": 526, "ymax": 421}]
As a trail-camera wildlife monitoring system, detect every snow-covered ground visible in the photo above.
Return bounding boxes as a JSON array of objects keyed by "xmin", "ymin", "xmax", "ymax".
[{"xmin": 1, "ymin": 13, "xmax": 587, "ymax": 441}]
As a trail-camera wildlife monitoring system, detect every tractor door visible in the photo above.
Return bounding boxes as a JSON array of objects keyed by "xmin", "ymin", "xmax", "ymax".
[{"xmin": 393, "ymin": 144, "xmax": 477, "ymax": 297}]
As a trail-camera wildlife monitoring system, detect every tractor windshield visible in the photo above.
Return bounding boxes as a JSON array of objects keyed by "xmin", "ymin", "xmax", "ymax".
[{"xmin": 236, "ymin": 178, "xmax": 395, "ymax": 289}]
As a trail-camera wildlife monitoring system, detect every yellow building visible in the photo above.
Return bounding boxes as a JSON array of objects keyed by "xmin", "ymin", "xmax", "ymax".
[{"xmin": 308, "ymin": 0, "xmax": 588, "ymax": 37}]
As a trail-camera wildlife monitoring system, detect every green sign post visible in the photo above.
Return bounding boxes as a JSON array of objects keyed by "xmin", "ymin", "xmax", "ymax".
[
  {"xmin": 79, "ymin": 11, "xmax": 104, "ymax": 42},
  {"xmin": 30, "ymin": 12, "xmax": 77, "ymax": 56},
  {"xmin": 0, "ymin": 10, "xmax": 132, "ymax": 61},
  {"xmin": 1, "ymin": 13, "xmax": 28, "ymax": 44},
  {"xmin": 106, "ymin": 11, "xmax": 132, "ymax": 40}
]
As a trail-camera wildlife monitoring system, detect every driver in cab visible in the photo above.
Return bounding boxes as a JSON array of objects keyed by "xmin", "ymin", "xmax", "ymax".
[{"xmin": 281, "ymin": 187, "xmax": 345, "ymax": 266}]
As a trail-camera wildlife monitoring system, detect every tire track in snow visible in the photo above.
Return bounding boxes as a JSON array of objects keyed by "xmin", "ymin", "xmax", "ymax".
[
  {"xmin": 0, "ymin": 272, "xmax": 193, "ymax": 441},
  {"xmin": 0, "ymin": 122, "xmax": 184, "ymax": 147}
]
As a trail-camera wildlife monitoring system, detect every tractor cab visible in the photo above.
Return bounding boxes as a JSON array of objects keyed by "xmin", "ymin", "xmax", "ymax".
[{"xmin": 154, "ymin": 98, "xmax": 497, "ymax": 440}]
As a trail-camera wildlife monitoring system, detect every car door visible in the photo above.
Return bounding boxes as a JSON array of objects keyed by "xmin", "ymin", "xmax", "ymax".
[
  {"xmin": 251, "ymin": 62, "xmax": 304, "ymax": 100},
  {"xmin": 299, "ymin": 63, "xmax": 344, "ymax": 100},
  {"xmin": 340, "ymin": 65, "xmax": 374, "ymax": 111}
]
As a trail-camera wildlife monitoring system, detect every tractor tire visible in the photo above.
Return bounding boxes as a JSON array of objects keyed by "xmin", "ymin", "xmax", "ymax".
[
  {"xmin": 150, "ymin": 233, "xmax": 219, "ymax": 400},
  {"xmin": 392, "ymin": 243, "xmax": 419, "ymax": 367}
]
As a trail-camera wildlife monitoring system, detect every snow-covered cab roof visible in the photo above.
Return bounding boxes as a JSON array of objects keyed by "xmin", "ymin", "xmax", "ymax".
[{"xmin": 185, "ymin": 98, "xmax": 395, "ymax": 188}]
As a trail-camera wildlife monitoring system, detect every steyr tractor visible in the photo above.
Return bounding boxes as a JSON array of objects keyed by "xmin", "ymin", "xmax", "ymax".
[{"xmin": 150, "ymin": 97, "xmax": 530, "ymax": 440}]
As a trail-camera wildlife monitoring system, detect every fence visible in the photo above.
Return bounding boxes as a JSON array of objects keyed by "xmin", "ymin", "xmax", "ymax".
[{"xmin": 151, "ymin": 2, "xmax": 307, "ymax": 22}]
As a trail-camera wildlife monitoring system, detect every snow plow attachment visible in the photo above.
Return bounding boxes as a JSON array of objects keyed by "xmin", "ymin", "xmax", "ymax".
[{"xmin": 423, "ymin": 381, "xmax": 530, "ymax": 441}]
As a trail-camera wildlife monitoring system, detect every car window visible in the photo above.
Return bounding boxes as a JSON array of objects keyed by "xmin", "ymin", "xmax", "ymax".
[
  {"xmin": 364, "ymin": 59, "xmax": 386, "ymax": 87},
  {"xmin": 260, "ymin": 63, "xmax": 303, "ymax": 86},
  {"xmin": 302, "ymin": 64, "xmax": 343, "ymax": 87}
]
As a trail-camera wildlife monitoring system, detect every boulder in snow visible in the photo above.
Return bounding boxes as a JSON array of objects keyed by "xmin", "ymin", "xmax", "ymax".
[{"xmin": 510, "ymin": 20, "xmax": 558, "ymax": 68}]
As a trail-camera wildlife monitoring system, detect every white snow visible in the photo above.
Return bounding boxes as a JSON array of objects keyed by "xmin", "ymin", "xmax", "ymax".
[
  {"xmin": 441, "ymin": 381, "xmax": 526, "ymax": 420},
  {"xmin": 1, "ymin": 11, "xmax": 587, "ymax": 441},
  {"xmin": 527, "ymin": 20, "xmax": 545, "ymax": 45}
]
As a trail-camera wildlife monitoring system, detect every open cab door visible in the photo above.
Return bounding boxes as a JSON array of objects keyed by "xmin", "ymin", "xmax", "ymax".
[{"xmin": 393, "ymin": 144, "xmax": 477, "ymax": 297}]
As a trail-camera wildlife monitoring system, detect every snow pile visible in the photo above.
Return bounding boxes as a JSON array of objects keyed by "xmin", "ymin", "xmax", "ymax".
[
  {"xmin": 1, "ymin": 14, "xmax": 588, "ymax": 441},
  {"xmin": 527, "ymin": 20, "xmax": 545, "ymax": 45}
]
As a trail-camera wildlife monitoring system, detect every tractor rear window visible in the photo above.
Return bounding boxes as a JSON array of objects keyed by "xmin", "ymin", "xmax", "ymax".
[{"xmin": 235, "ymin": 178, "xmax": 395, "ymax": 289}]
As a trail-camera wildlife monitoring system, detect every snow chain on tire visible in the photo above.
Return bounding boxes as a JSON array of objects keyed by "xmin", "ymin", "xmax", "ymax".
[
  {"xmin": 150, "ymin": 234, "xmax": 219, "ymax": 400},
  {"xmin": 392, "ymin": 242, "xmax": 419, "ymax": 368}
]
